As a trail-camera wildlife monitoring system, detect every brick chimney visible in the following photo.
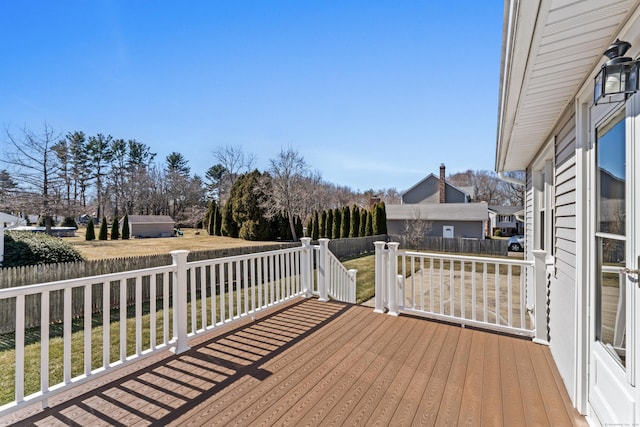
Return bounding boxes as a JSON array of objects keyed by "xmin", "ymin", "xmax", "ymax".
[{"xmin": 439, "ymin": 163, "xmax": 446, "ymax": 203}]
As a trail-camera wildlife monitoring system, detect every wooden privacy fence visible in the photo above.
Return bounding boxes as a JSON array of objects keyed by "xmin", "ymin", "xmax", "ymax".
[
  {"xmin": 0, "ymin": 243, "xmax": 296, "ymax": 334},
  {"xmin": 0, "ymin": 243, "xmax": 297, "ymax": 289},
  {"xmin": 326, "ymin": 234, "xmax": 386, "ymax": 258},
  {"xmin": 389, "ymin": 235, "xmax": 508, "ymax": 256}
]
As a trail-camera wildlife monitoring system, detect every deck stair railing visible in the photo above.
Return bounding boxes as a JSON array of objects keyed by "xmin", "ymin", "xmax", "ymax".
[
  {"xmin": 313, "ymin": 239, "xmax": 357, "ymax": 304},
  {"xmin": 0, "ymin": 237, "xmax": 355, "ymax": 417},
  {"xmin": 374, "ymin": 241, "xmax": 552, "ymax": 341}
]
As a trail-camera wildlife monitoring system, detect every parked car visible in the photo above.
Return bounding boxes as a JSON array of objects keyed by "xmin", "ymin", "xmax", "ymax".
[{"xmin": 507, "ymin": 235, "xmax": 524, "ymax": 252}]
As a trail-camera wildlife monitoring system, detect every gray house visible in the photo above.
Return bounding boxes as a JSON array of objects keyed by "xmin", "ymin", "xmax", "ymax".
[
  {"xmin": 387, "ymin": 164, "xmax": 488, "ymax": 241},
  {"xmin": 125, "ymin": 215, "xmax": 175, "ymax": 238},
  {"xmin": 386, "ymin": 203, "xmax": 487, "ymax": 240},
  {"xmin": 401, "ymin": 164, "xmax": 472, "ymax": 204}
]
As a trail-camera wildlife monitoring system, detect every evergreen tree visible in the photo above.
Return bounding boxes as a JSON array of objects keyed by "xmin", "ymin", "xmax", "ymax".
[
  {"xmin": 359, "ymin": 209, "xmax": 367, "ymax": 237},
  {"xmin": 312, "ymin": 211, "xmax": 320, "ymax": 240},
  {"xmin": 341, "ymin": 206, "xmax": 350, "ymax": 238},
  {"xmin": 221, "ymin": 201, "xmax": 238, "ymax": 237},
  {"xmin": 121, "ymin": 213, "xmax": 130, "ymax": 240},
  {"xmin": 350, "ymin": 205, "xmax": 360, "ymax": 238},
  {"xmin": 373, "ymin": 201, "xmax": 387, "ymax": 235},
  {"xmin": 306, "ymin": 217, "xmax": 313, "ymax": 238},
  {"xmin": 110, "ymin": 216, "xmax": 120, "ymax": 240},
  {"xmin": 295, "ymin": 216, "xmax": 303, "ymax": 241},
  {"xmin": 215, "ymin": 207, "xmax": 222, "ymax": 236},
  {"xmin": 380, "ymin": 202, "xmax": 387, "ymax": 234},
  {"xmin": 319, "ymin": 210, "xmax": 327, "ymax": 238},
  {"xmin": 206, "ymin": 200, "xmax": 216, "ymax": 235},
  {"xmin": 332, "ymin": 207, "xmax": 341, "ymax": 239},
  {"xmin": 85, "ymin": 219, "xmax": 95, "ymax": 241},
  {"xmin": 230, "ymin": 171, "xmax": 271, "ymax": 240},
  {"xmin": 98, "ymin": 217, "xmax": 108, "ymax": 240},
  {"xmin": 326, "ymin": 209, "xmax": 333, "ymax": 239},
  {"xmin": 366, "ymin": 210, "xmax": 373, "ymax": 236}
]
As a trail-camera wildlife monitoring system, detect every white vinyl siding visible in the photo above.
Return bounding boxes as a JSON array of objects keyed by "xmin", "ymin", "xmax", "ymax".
[{"xmin": 550, "ymin": 112, "xmax": 579, "ymax": 406}]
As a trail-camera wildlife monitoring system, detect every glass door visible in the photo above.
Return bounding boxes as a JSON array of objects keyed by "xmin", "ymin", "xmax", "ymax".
[{"xmin": 589, "ymin": 101, "xmax": 638, "ymax": 425}]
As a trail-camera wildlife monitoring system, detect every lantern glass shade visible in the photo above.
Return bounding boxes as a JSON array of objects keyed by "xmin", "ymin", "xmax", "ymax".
[{"xmin": 595, "ymin": 59, "xmax": 640, "ymax": 104}]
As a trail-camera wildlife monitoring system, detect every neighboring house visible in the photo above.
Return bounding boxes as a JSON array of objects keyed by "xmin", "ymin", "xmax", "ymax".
[
  {"xmin": 487, "ymin": 205, "xmax": 524, "ymax": 236},
  {"xmin": 401, "ymin": 164, "xmax": 472, "ymax": 204},
  {"xmin": 386, "ymin": 203, "xmax": 487, "ymax": 240},
  {"xmin": 0, "ymin": 212, "xmax": 25, "ymax": 266},
  {"xmin": 124, "ymin": 215, "xmax": 175, "ymax": 238},
  {"xmin": 387, "ymin": 164, "xmax": 487, "ymax": 241},
  {"xmin": 497, "ymin": 1, "xmax": 640, "ymax": 424}
]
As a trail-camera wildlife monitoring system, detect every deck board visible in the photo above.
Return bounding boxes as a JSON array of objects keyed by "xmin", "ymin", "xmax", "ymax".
[{"xmin": 2, "ymin": 298, "xmax": 587, "ymax": 427}]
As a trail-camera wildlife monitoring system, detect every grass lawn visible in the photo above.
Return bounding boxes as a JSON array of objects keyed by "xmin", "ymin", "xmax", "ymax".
[
  {"xmin": 342, "ymin": 254, "xmax": 375, "ymax": 304},
  {"xmin": 68, "ymin": 227, "xmax": 284, "ymax": 260}
]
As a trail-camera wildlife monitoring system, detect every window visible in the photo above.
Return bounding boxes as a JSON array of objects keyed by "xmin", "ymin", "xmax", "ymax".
[{"xmin": 595, "ymin": 110, "xmax": 626, "ymax": 367}]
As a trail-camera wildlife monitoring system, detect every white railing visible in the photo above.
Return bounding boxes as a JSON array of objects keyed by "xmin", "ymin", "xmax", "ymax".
[
  {"xmin": 374, "ymin": 241, "xmax": 552, "ymax": 339},
  {"xmin": 313, "ymin": 239, "xmax": 357, "ymax": 304},
  {"xmin": 0, "ymin": 237, "xmax": 356, "ymax": 416}
]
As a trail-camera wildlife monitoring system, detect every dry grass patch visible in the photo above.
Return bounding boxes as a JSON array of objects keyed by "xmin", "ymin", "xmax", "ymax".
[{"xmin": 68, "ymin": 228, "xmax": 280, "ymax": 260}]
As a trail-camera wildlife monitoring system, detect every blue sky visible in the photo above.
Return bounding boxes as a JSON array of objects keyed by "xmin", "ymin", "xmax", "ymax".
[{"xmin": 0, "ymin": 1, "xmax": 504, "ymax": 193}]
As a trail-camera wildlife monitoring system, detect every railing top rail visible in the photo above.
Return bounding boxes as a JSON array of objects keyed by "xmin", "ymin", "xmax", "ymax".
[
  {"xmin": 187, "ymin": 245, "xmax": 304, "ymax": 267},
  {"xmin": 397, "ymin": 249, "xmax": 534, "ymax": 267},
  {"xmin": 0, "ymin": 264, "xmax": 176, "ymax": 299}
]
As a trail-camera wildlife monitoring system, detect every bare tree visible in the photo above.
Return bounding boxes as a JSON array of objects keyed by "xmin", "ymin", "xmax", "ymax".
[
  {"xmin": 402, "ymin": 207, "xmax": 432, "ymax": 249},
  {"xmin": 258, "ymin": 147, "xmax": 310, "ymax": 241},
  {"xmin": 212, "ymin": 145, "xmax": 256, "ymax": 203},
  {"xmin": 2, "ymin": 123, "xmax": 61, "ymax": 232}
]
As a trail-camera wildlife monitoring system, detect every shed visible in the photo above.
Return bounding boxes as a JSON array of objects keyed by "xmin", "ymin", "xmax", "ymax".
[{"xmin": 124, "ymin": 215, "xmax": 175, "ymax": 238}]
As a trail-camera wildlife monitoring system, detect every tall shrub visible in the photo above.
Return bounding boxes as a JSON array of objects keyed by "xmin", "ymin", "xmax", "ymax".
[
  {"xmin": 85, "ymin": 219, "xmax": 95, "ymax": 241},
  {"xmin": 221, "ymin": 201, "xmax": 238, "ymax": 237},
  {"xmin": 326, "ymin": 209, "xmax": 333, "ymax": 239},
  {"xmin": 110, "ymin": 216, "xmax": 120, "ymax": 240},
  {"xmin": 341, "ymin": 206, "xmax": 350, "ymax": 238},
  {"xmin": 121, "ymin": 213, "xmax": 130, "ymax": 240},
  {"xmin": 98, "ymin": 217, "xmax": 108, "ymax": 240},
  {"xmin": 359, "ymin": 209, "xmax": 367, "ymax": 237},
  {"xmin": 312, "ymin": 211, "xmax": 320, "ymax": 240},
  {"xmin": 319, "ymin": 210, "xmax": 327, "ymax": 238},
  {"xmin": 350, "ymin": 205, "xmax": 360, "ymax": 238},
  {"xmin": 295, "ymin": 216, "xmax": 303, "ymax": 241},
  {"xmin": 332, "ymin": 208, "xmax": 341, "ymax": 239},
  {"xmin": 366, "ymin": 210, "xmax": 373, "ymax": 236},
  {"xmin": 306, "ymin": 217, "xmax": 312, "ymax": 238}
]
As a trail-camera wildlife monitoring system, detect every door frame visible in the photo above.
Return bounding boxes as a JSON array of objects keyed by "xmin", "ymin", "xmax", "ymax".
[{"xmin": 584, "ymin": 95, "xmax": 639, "ymax": 425}]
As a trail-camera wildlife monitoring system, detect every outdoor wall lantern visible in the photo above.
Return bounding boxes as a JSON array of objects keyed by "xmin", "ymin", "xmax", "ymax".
[{"xmin": 594, "ymin": 39, "xmax": 640, "ymax": 105}]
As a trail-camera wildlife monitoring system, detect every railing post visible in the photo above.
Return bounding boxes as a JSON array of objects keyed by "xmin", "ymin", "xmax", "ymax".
[
  {"xmin": 348, "ymin": 269, "xmax": 357, "ymax": 304},
  {"xmin": 387, "ymin": 242, "xmax": 400, "ymax": 316},
  {"xmin": 532, "ymin": 250, "xmax": 550, "ymax": 345},
  {"xmin": 170, "ymin": 250, "xmax": 190, "ymax": 354},
  {"xmin": 318, "ymin": 239, "xmax": 329, "ymax": 302},
  {"xmin": 300, "ymin": 237, "xmax": 312, "ymax": 298},
  {"xmin": 374, "ymin": 241, "xmax": 387, "ymax": 313}
]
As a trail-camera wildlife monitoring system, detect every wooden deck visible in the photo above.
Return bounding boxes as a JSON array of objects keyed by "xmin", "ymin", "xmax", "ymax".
[{"xmin": 2, "ymin": 298, "xmax": 586, "ymax": 426}]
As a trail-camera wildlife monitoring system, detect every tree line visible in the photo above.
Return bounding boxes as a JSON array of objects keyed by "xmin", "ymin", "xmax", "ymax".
[{"xmin": 1, "ymin": 124, "xmax": 397, "ymax": 239}]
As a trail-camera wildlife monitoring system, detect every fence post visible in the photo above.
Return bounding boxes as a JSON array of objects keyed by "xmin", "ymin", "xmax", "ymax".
[
  {"xmin": 318, "ymin": 239, "xmax": 329, "ymax": 302},
  {"xmin": 374, "ymin": 241, "xmax": 387, "ymax": 313},
  {"xmin": 300, "ymin": 237, "xmax": 312, "ymax": 298},
  {"xmin": 387, "ymin": 242, "xmax": 400, "ymax": 316},
  {"xmin": 170, "ymin": 250, "xmax": 190, "ymax": 354},
  {"xmin": 532, "ymin": 250, "xmax": 550, "ymax": 345},
  {"xmin": 348, "ymin": 269, "xmax": 357, "ymax": 304}
]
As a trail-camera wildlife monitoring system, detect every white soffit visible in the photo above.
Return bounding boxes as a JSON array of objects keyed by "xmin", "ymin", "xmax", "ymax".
[{"xmin": 496, "ymin": 0, "xmax": 639, "ymax": 171}]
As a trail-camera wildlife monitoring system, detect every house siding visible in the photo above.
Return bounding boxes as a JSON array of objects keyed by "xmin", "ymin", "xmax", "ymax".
[
  {"xmin": 550, "ymin": 112, "xmax": 578, "ymax": 405},
  {"xmin": 387, "ymin": 220, "xmax": 484, "ymax": 240}
]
